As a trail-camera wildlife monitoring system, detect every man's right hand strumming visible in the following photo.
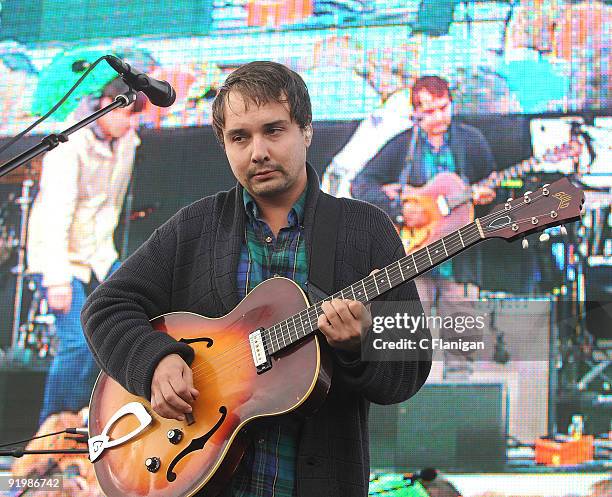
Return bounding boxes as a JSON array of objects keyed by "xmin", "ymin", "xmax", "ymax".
[{"xmin": 151, "ymin": 353, "xmax": 200, "ymax": 421}]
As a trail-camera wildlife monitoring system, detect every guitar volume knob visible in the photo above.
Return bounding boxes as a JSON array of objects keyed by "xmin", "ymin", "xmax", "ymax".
[
  {"xmin": 145, "ymin": 456, "xmax": 161, "ymax": 473},
  {"xmin": 167, "ymin": 428, "xmax": 184, "ymax": 445}
]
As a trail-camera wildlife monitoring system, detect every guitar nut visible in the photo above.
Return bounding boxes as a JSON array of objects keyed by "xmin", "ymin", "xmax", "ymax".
[
  {"xmin": 512, "ymin": 223, "xmax": 518, "ymax": 231},
  {"xmin": 551, "ymin": 211, "xmax": 558, "ymax": 218},
  {"xmin": 531, "ymin": 217, "xmax": 538, "ymax": 225}
]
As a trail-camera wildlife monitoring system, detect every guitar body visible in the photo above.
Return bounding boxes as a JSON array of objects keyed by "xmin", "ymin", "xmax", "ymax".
[
  {"xmin": 88, "ymin": 277, "xmax": 332, "ymax": 497},
  {"xmin": 399, "ymin": 172, "xmax": 474, "ymax": 254}
]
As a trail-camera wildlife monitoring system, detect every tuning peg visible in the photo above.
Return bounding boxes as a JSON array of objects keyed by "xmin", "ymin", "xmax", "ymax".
[
  {"xmin": 542, "ymin": 184, "xmax": 550, "ymax": 188},
  {"xmin": 524, "ymin": 191, "xmax": 532, "ymax": 196},
  {"xmin": 560, "ymin": 226, "xmax": 567, "ymax": 235},
  {"xmin": 522, "ymin": 238, "xmax": 529, "ymax": 249},
  {"xmin": 539, "ymin": 233, "xmax": 550, "ymax": 242}
]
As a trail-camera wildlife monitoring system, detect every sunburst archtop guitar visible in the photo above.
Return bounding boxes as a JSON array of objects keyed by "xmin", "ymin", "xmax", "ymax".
[{"xmin": 88, "ymin": 178, "xmax": 583, "ymax": 497}]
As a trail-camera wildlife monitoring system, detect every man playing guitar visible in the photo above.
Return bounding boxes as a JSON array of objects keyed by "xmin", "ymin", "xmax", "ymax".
[
  {"xmin": 351, "ymin": 76, "xmax": 497, "ymax": 305},
  {"xmin": 82, "ymin": 61, "xmax": 431, "ymax": 497}
]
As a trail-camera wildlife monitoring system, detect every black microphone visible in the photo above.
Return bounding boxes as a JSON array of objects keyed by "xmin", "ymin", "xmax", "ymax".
[{"xmin": 105, "ymin": 55, "xmax": 176, "ymax": 108}]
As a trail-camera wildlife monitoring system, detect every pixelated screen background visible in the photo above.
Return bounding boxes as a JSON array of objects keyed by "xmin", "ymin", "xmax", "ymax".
[{"xmin": 0, "ymin": 1, "xmax": 610, "ymax": 495}]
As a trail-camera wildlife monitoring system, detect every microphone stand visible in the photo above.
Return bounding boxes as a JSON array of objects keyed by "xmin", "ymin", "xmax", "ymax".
[
  {"xmin": 0, "ymin": 447, "xmax": 89, "ymax": 457},
  {"xmin": 395, "ymin": 117, "xmax": 420, "ymax": 220},
  {"xmin": 0, "ymin": 90, "xmax": 137, "ymax": 350},
  {"xmin": 0, "ymin": 90, "xmax": 137, "ymax": 179}
]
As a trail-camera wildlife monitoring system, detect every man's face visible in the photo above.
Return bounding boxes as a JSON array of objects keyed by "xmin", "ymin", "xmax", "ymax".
[
  {"xmin": 97, "ymin": 97, "xmax": 139, "ymax": 139},
  {"xmin": 415, "ymin": 89, "xmax": 452, "ymax": 137},
  {"xmin": 222, "ymin": 91, "xmax": 312, "ymax": 200}
]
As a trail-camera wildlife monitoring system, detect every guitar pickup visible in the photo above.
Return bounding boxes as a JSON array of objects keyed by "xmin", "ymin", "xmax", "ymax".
[{"xmin": 248, "ymin": 328, "xmax": 272, "ymax": 374}]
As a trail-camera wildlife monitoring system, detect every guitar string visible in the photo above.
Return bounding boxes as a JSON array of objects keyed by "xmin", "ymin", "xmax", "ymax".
[
  {"xmin": 186, "ymin": 213, "xmax": 551, "ymax": 383},
  {"xmin": 262, "ymin": 187, "xmax": 559, "ymax": 351},
  {"xmin": 186, "ymin": 189, "xmax": 559, "ymax": 378},
  {"xmin": 188, "ymin": 215, "xmax": 562, "ymax": 382},
  {"xmin": 187, "ymin": 188, "xmax": 565, "ymax": 378}
]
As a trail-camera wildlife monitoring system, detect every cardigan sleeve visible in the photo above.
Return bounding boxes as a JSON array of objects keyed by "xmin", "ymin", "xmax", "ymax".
[
  {"xmin": 81, "ymin": 213, "xmax": 195, "ymax": 401},
  {"xmin": 331, "ymin": 205, "xmax": 432, "ymax": 405}
]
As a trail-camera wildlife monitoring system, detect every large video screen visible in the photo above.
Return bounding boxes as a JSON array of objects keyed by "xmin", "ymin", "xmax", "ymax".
[{"xmin": 0, "ymin": 1, "xmax": 610, "ymax": 496}]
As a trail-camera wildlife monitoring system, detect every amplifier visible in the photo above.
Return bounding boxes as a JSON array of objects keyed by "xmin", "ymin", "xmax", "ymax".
[{"xmin": 369, "ymin": 383, "xmax": 507, "ymax": 472}]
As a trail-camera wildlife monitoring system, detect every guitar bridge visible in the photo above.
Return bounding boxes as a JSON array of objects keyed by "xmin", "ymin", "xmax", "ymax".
[{"xmin": 248, "ymin": 328, "xmax": 272, "ymax": 374}]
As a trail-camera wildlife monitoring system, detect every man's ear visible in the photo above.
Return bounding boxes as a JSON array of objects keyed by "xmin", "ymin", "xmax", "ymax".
[{"xmin": 304, "ymin": 124, "xmax": 313, "ymax": 145}]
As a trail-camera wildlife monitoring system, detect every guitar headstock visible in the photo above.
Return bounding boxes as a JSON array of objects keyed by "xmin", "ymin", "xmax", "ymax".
[{"xmin": 479, "ymin": 177, "xmax": 584, "ymax": 242}]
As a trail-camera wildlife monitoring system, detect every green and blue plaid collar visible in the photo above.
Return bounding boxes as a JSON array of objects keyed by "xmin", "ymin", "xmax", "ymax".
[{"xmin": 242, "ymin": 185, "xmax": 307, "ymax": 227}]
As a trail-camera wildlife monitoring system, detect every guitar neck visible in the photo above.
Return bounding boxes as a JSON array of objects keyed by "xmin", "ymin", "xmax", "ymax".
[
  {"xmin": 265, "ymin": 221, "xmax": 484, "ymax": 355},
  {"xmin": 446, "ymin": 154, "xmax": 548, "ymax": 211}
]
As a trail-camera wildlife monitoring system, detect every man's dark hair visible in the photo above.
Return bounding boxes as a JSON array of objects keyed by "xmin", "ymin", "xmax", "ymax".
[
  {"xmin": 211, "ymin": 61, "xmax": 312, "ymax": 146},
  {"xmin": 99, "ymin": 77, "xmax": 146, "ymax": 113},
  {"xmin": 411, "ymin": 75, "xmax": 452, "ymax": 109}
]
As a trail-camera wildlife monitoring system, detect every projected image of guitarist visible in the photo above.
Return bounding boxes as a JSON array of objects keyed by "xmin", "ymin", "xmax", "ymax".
[{"xmin": 351, "ymin": 76, "xmax": 497, "ymax": 303}]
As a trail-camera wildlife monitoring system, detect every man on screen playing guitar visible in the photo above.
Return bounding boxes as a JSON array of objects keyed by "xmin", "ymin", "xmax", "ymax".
[
  {"xmin": 82, "ymin": 61, "xmax": 431, "ymax": 497},
  {"xmin": 351, "ymin": 76, "xmax": 497, "ymax": 305}
]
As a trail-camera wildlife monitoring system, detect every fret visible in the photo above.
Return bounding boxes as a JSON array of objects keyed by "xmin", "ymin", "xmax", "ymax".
[
  {"xmin": 270, "ymin": 326, "xmax": 279, "ymax": 353},
  {"xmin": 430, "ymin": 240, "xmax": 444, "ymax": 263},
  {"xmin": 279, "ymin": 316, "xmax": 295, "ymax": 347},
  {"xmin": 425, "ymin": 246, "xmax": 433, "ymax": 266},
  {"xmin": 441, "ymin": 237, "xmax": 448, "ymax": 257},
  {"xmin": 289, "ymin": 319, "xmax": 296, "ymax": 344},
  {"xmin": 279, "ymin": 322, "xmax": 286, "ymax": 348},
  {"xmin": 444, "ymin": 232, "xmax": 457, "ymax": 256},
  {"xmin": 267, "ymin": 327, "xmax": 275, "ymax": 353},
  {"xmin": 458, "ymin": 229, "xmax": 465, "ymax": 247},
  {"xmin": 375, "ymin": 272, "xmax": 389, "ymax": 293},
  {"xmin": 291, "ymin": 316, "xmax": 300, "ymax": 345},
  {"xmin": 475, "ymin": 219, "xmax": 485, "ymax": 238},
  {"xmin": 352, "ymin": 281, "xmax": 364, "ymax": 301},
  {"xmin": 398, "ymin": 260, "xmax": 406, "ymax": 281},
  {"xmin": 462, "ymin": 224, "xmax": 476, "ymax": 244},
  {"xmin": 344, "ymin": 286, "xmax": 354, "ymax": 300},
  {"xmin": 351, "ymin": 283, "xmax": 363, "ymax": 302},
  {"xmin": 271, "ymin": 326, "xmax": 280, "ymax": 351},
  {"xmin": 372, "ymin": 274, "xmax": 379, "ymax": 295},
  {"xmin": 294, "ymin": 315, "xmax": 302, "ymax": 341},
  {"xmin": 266, "ymin": 222, "xmax": 491, "ymax": 355},
  {"xmin": 307, "ymin": 310, "xmax": 316, "ymax": 330}
]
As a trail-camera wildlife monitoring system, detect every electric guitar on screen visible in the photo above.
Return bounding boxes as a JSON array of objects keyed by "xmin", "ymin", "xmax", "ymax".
[
  {"xmin": 87, "ymin": 178, "xmax": 583, "ymax": 497},
  {"xmin": 398, "ymin": 143, "xmax": 579, "ymax": 254}
]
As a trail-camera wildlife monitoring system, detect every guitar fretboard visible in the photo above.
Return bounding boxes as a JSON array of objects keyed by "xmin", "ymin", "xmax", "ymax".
[{"xmin": 263, "ymin": 221, "xmax": 484, "ymax": 355}]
